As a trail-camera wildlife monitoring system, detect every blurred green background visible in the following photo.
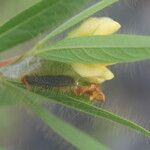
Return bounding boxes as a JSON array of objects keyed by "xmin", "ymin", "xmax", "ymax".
[{"xmin": 0, "ymin": 0, "xmax": 40, "ymax": 25}]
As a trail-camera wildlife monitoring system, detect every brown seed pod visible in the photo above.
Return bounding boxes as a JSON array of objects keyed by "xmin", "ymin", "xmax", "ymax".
[
  {"xmin": 22, "ymin": 75, "xmax": 75, "ymax": 88},
  {"xmin": 22, "ymin": 75, "xmax": 105, "ymax": 102}
]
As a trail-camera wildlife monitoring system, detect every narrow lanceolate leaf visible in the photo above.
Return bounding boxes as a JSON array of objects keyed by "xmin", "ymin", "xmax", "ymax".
[
  {"xmin": 0, "ymin": 0, "xmax": 90, "ymax": 52},
  {"xmin": 0, "ymin": 0, "xmax": 118, "ymax": 52},
  {"xmin": 37, "ymin": 34, "xmax": 150, "ymax": 64},
  {"xmin": 28, "ymin": 103, "xmax": 109, "ymax": 150},
  {"xmin": 0, "ymin": 79, "xmax": 108, "ymax": 150},
  {"xmin": 0, "ymin": 78, "xmax": 150, "ymax": 137}
]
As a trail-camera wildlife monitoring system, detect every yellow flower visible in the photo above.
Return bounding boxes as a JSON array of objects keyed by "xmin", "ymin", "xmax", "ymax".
[
  {"xmin": 72, "ymin": 64, "xmax": 114, "ymax": 83},
  {"xmin": 68, "ymin": 17, "xmax": 121, "ymax": 37},
  {"xmin": 69, "ymin": 17, "xmax": 121, "ymax": 84}
]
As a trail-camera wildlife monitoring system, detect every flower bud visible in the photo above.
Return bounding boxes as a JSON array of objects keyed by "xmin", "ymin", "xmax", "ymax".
[
  {"xmin": 68, "ymin": 17, "xmax": 121, "ymax": 38},
  {"xmin": 72, "ymin": 64, "xmax": 114, "ymax": 83}
]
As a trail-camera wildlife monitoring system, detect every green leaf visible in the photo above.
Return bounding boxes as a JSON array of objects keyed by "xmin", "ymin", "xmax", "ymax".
[
  {"xmin": 0, "ymin": 80, "xmax": 19, "ymax": 106},
  {"xmin": 28, "ymin": 102, "xmax": 109, "ymax": 150},
  {"xmin": 0, "ymin": 78, "xmax": 109, "ymax": 150},
  {"xmin": 36, "ymin": 34, "xmax": 150, "ymax": 64},
  {"xmin": 0, "ymin": 0, "xmax": 40, "ymax": 25},
  {"xmin": 0, "ymin": 0, "xmax": 118, "ymax": 52},
  {"xmin": 0, "ymin": 78, "xmax": 150, "ymax": 137},
  {"xmin": 35, "ymin": 0, "xmax": 118, "ymax": 49},
  {"xmin": 0, "ymin": 0, "xmax": 89, "ymax": 52}
]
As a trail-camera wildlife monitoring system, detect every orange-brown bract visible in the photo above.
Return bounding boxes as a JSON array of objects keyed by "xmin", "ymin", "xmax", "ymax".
[{"xmin": 73, "ymin": 84, "xmax": 105, "ymax": 102}]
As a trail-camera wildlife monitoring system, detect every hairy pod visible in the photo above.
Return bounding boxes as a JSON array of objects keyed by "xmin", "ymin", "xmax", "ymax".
[{"xmin": 22, "ymin": 75, "xmax": 75, "ymax": 88}]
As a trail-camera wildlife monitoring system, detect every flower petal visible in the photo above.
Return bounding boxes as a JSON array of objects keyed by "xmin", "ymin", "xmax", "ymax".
[
  {"xmin": 93, "ymin": 17, "xmax": 121, "ymax": 35},
  {"xmin": 68, "ymin": 17, "xmax": 121, "ymax": 38}
]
